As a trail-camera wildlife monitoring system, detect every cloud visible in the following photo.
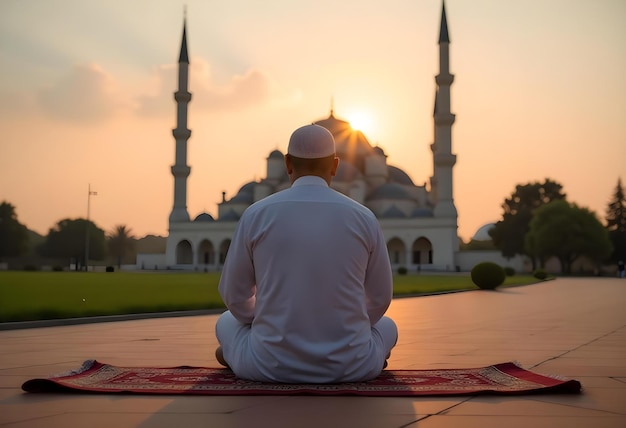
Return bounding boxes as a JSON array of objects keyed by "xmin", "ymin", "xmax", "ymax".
[
  {"xmin": 2, "ymin": 58, "xmax": 285, "ymax": 124},
  {"xmin": 0, "ymin": 90, "xmax": 37, "ymax": 118},
  {"xmin": 209, "ymin": 69, "xmax": 270, "ymax": 108},
  {"xmin": 136, "ymin": 57, "xmax": 273, "ymax": 117},
  {"xmin": 38, "ymin": 63, "xmax": 126, "ymax": 123}
]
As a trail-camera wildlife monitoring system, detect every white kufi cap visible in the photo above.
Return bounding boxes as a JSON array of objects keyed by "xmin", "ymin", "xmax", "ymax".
[{"xmin": 287, "ymin": 124, "xmax": 336, "ymax": 159}]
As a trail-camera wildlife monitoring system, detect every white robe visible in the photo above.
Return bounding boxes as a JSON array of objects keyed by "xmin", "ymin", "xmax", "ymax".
[{"xmin": 216, "ymin": 176, "xmax": 397, "ymax": 383}]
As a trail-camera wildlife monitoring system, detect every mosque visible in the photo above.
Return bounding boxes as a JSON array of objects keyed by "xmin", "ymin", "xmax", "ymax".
[{"xmin": 143, "ymin": 2, "xmax": 463, "ymax": 272}]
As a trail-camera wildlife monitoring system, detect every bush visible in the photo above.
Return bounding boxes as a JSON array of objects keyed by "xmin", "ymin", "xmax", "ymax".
[
  {"xmin": 52, "ymin": 265, "xmax": 64, "ymax": 272},
  {"xmin": 397, "ymin": 266, "xmax": 408, "ymax": 275},
  {"xmin": 471, "ymin": 262, "xmax": 505, "ymax": 290},
  {"xmin": 106, "ymin": 266, "xmax": 115, "ymax": 273},
  {"xmin": 503, "ymin": 266, "xmax": 515, "ymax": 276},
  {"xmin": 23, "ymin": 264, "xmax": 39, "ymax": 271},
  {"xmin": 533, "ymin": 269, "xmax": 548, "ymax": 280}
]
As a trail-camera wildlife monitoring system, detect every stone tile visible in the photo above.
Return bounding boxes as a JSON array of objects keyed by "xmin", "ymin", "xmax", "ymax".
[
  {"xmin": 414, "ymin": 415, "xmax": 626, "ymax": 428},
  {"xmin": 526, "ymin": 386, "xmax": 626, "ymax": 415},
  {"xmin": 0, "ymin": 394, "xmax": 288, "ymax": 424},
  {"xmin": 534, "ymin": 361, "xmax": 626, "ymax": 378},
  {"xmin": 210, "ymin": 396, "xmax": 437, "ymax": 428},
  {"xmin": 573, "ymin": 376, "xmax": 626, "ymax": 388},
  {"xmin": 443, "ymin": 395, "xmax": 615, "ymax": 416},
  {"xmin": 244, "ymin": 395, "xmax": 466, "ymax": 416},
  {"xmin": 0, "ymin": 375, "xmax": 31, "ymax": 389},
  {"xmin": 0, "ymin": 412, "xmax": 428, "ymax": 428}
]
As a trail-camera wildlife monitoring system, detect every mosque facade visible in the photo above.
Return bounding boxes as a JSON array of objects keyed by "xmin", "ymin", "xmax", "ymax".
[{"xmin": 160, "ymin": 3, "xmax": 460, "ymax": 272}]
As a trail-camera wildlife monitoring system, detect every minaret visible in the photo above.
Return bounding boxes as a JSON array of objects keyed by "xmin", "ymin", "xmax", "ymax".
[
  {"xmin": 169, "ymin": 18, "xmax": 192, "ymax": 223},
  {"xmin": 431, "ymin": 1, "xmax": 457, "ymax": 219},
  {"xmin": 429, "ymin": 91, "xmax": 439, "ymax": 202}
]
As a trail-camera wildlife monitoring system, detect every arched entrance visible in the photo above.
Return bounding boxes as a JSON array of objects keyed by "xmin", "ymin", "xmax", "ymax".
[
  {"xmin": 412, "ymin": 237, "xmax": 433, "ymax": 265},
  {"xmin": 387, "ymin": 237, "xmax": 406, "ymax": 266},
  {"xmin": 176, "ymin": 240, "xmax": 193, "ymax": 264},
  {"xmin": 197, "ymin": 239, "xmax": 215, "ymax": 266}
]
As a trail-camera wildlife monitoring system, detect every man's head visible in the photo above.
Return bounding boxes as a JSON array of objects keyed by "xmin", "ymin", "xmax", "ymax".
[{"xmin": 285, "ymin": 124, "xmax": 339, "ymax": 185}]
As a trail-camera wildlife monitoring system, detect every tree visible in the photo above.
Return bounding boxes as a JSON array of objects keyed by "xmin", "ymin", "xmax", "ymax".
[
  {"xmin": 107, "ymin": 225, "xmax": 136, "ymax": 268},
  {"xmin": 0, "ymin": 201, "xmax": 29, "ymax": 261},
  {"xmin": 525, "ymin": 200, "xmax": 612, "ymax": 274},
  {"xmin": 489, "ymin": 179, "xmax": 566, "ymax": 269},
  {"xmin": 605, "ymin": 178, "xmax": 626, "ymax": 264},
  {"xmin": 38, "ymin": 218, "xmax": 106, "ymax": 269}
]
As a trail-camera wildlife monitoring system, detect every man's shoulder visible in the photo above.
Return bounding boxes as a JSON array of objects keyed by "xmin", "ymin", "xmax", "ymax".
[
  {"xmin": 327, "ymin": 187, "xmax": 368, "ymax": 207},
  {"xmin": 240, "ymin": 188, "xmax": 292, "ymax": 216},
  {"xmin": 327, "ymin": 189, "xmax": 379, "ymax": 219}
]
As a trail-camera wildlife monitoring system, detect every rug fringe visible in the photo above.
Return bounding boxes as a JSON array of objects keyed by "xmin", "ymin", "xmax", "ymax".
[
  {"xmin": 510, "ymin": 360, "xmax": 573, "ymax": 382},
  {"xmin": 543, "ymin": 372, "xmax": 570, "ymax": 381},
  {"xmin": 51, "ymin": 359, "xmax": 96, "ymax": 378}
]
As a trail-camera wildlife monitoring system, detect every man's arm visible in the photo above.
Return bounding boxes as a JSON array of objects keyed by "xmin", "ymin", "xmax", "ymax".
[
  {"xmin": 363, "ymin": 222, "xmax": 393, "ymax": 325},
  {"xmin": 218, "ymin": 218, "xmax": 256, "ymax": 324}
]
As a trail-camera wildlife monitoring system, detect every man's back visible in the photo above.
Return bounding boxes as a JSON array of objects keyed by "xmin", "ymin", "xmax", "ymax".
[{"xmin": 219, "ymin": 176, "xmax": 393, "ymax": 382}]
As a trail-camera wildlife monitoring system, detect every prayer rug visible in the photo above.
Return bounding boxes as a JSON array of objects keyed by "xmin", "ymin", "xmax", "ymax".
[{"xmin": 22, "ymin": 360, "xmax": 581, "ymax": 396}]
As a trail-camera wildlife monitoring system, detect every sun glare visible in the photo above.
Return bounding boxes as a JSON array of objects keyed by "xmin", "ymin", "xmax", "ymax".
[{"xmin": 347, "ymin": 111, "xmax": 375, "ymax": 136}]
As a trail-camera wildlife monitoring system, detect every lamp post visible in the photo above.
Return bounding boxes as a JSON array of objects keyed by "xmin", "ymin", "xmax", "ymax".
[{"xmin": 85, "ymin": 184, "xmax": 97, "ymax": 271}]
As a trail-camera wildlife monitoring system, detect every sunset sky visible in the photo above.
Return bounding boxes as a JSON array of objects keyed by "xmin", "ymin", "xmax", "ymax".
[{"xmin": 1, "ymin": 0, "xmax": 624, "ymax": 243}]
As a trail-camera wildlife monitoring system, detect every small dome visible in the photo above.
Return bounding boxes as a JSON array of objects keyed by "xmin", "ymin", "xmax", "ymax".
[
  {"xmin": 473, "ymin": 223, "xmax": 496, "ymax": 241},
  {"xmin": 219, "ymin": 209, "xmax": 240, "ymax": 222},
  {"xmin": 381, "ymin": 205, "xmax": 406, "ymax": 219},
  {"xmin": 411, "ymin": 207, "xmax": 433, "ymax": 217},
  {"xmin": 269, "ymin": 149, "xmax": 283, "ymax": 159},
  {"xmin": 237, "ymin": 181, "xmax": 256, "ymax": 194},
  {"xmin": 373, "ymin": 146, "xmax": 386, "ymax": 156},
  {"xmin": 334, "ymin": 161, "xmax": 363, "ymax": 182},
  {"xmin": 194, "ymin": 213, "xmax": 215, "ymax": 222},
  {"xmin": 229, "ymin": 191, "xmax": 253, "ymax": 204},
  {"xmin": 368, "ymin": 183, "xmax": 412, "ymax": 201},
  {"xmin": 388, "ymin": 166, "xmax": 415, "ymax": 186}
]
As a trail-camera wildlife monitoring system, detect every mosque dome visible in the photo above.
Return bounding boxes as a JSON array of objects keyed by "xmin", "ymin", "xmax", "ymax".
[
  {"xmin": 388, "ymin": 166, "xmax": 415, "ymax": 186},
  {"xmin": 219, "ymin": 209, "xmax": 240, "ymax": 222},
  {"xmin": 229, "ymin": 191, "xmax": 254, "ymax": 204},
  {"xmin": 368, "ymin": 183, "xmax": 412, "ymax": 201},
  {"xmin": 411, "ymin": 207, "xmax": 434, "ymax": 217},
  {"xmin": 228, "ymin": 181, "xmax": 263, "ymax": 204},
  {"xmin": 268, "ymin": 149, "xmax": 283, "ymax": 159},
  {"xmin": 473, "ymin": 223, "xmax": 496, "ymax": 241},
  {"xmin": 194, "ymin": 213, "xmax": 215, "ymax": 222},
  {"xmin": 237, "ymin": 181, "xmax": 256, "ymax": 194},
  {"xmin": 334, "ymin": 161, "xmax": 363, "ymax": 182},
  {"xmin": 313, "ymin": 111, "xmax": 351, "ymax": 135},
  {"xmin": 381, "ymin": 205, "xmax": 406, "ymax": 219}
]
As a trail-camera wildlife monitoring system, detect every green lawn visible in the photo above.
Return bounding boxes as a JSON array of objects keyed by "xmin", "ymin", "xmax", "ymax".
[{"xmin": 0, "ymin": 271, "xmax": 542, "ymax": 323}]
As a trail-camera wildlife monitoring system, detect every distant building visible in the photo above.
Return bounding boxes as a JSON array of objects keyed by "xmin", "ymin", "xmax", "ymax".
[
  {"xmin": 144, "ymin": 2, "xmax": 462, "ymax": 272},
  {"xmin": 472, "ymin": 223, "xmax": 496, "ymax": 242}
]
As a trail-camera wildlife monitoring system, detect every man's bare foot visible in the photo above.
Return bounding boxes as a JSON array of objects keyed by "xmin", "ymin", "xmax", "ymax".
[
  {"xmin": 383, "ymin": 352, "xmax": 391, "ymax": 369},
  {"xmin": 215, "ymin": 346, "xmax": 230, "ymax": 368}
]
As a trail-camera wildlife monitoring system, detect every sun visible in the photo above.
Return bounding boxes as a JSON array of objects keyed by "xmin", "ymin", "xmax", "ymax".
[{"xmin": 347, "ymin": 111, "xmax": 375, "ymax": 136}]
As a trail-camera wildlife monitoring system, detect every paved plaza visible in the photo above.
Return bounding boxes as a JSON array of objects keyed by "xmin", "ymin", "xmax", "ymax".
[{"xmin": 1, "ymin": 277, "xmax": 625, "ymax": 427}]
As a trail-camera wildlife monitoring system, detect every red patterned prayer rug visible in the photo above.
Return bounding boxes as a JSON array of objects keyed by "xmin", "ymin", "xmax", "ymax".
[{"xmin": 22, "ymin": 360, "xmax": 581, "ymax": 396}]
